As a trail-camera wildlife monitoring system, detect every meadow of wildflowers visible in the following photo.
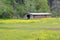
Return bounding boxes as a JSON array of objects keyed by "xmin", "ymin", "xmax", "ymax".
[
  {"xmin": 0, "ymin": 18, "xmax": 59, "ymax": 24},
  {"xmin": 0, "ymin": 19, "xmax": 39, "ymax": 23},
  {"xmin": 0, "ymin": 30, "xmax": 60, "ymax": 40},
  {"xmin": 0, "ymin": 18, "xmax": 60, "ymax": 40}
]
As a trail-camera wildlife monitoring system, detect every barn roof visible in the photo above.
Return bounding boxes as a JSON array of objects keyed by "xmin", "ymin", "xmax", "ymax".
[{"xmin": 28, "ymin": 13, "xmax": 51, "ymax": 15}]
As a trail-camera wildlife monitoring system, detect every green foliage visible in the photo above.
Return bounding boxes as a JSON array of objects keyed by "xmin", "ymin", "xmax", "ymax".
[
  {"xmin": 24, "ymin": 0, "xmax": 49, "ymax": 13},
  {"xmin": 0, "ymin": 0, "xmax": 50, "ymax": 18},
  {"xmin": 51, "ymin": 11, "xmax": 57, "ymax": 17},
  {"xmin": 35, "ymin": 0, "xmax": 49, "ymax": 12}
]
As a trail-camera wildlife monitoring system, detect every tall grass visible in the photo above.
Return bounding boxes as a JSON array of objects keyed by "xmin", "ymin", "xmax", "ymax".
[{"xmin": 0, "ymin": 18, "xmax": 60, "ymax": 40}]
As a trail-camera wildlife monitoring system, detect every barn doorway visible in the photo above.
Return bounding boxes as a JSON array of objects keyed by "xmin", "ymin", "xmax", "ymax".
[{"xmin": 27, "ymin": 15, "xmax": 30, "ymax": 19}]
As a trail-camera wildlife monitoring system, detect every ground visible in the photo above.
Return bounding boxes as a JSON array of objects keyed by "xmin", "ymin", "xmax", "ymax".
[{"xmin": 0, "ymin": 18, "xmax": 60, "ymax": 40}]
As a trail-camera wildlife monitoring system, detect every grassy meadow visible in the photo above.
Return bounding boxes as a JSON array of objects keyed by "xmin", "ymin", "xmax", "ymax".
[{"xmin": 0, "ymin": 18, "xmax": 60, "ymax": 40}]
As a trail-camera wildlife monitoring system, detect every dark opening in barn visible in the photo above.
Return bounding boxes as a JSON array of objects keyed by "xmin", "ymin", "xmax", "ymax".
[{"xmin": 27, "ymin": 15, "xmax": 30, "ymax": 19}]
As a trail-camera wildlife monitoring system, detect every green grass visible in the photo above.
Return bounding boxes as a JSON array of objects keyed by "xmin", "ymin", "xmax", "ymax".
[
  {"xmin": 0, "ymin": 23, "xmax": 59, "ymax": 30},
  {"xmin": 0, "ymin": 30, "xmax": 60, "ymax": 40},
  {"xmin": 0, "ymin": 18, "xmax": 60, "ymax": 40}
]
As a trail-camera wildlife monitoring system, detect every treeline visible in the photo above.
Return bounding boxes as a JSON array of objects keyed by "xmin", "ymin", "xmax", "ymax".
[
  {"xmin": 48, "ymin": 0, "xmax": 60, "ymax": 17},
  {"xmin": 0, "ymin": 0, "xmax": 49, "ymax": 19}
]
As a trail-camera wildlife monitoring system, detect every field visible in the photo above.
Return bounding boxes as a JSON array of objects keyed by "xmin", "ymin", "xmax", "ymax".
[{"xmin": 0, "ymin": 18, "xmax": 60, "ymax": 40}]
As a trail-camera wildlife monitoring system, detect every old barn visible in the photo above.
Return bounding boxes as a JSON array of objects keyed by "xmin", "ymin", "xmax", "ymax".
[{"xmin": 24, "ymin": 13, "xmax": 51, "ymax": 19}]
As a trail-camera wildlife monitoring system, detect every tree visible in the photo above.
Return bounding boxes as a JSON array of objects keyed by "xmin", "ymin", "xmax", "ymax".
[{"xmin": 0, "ymin": 0, "xmax": 50, "ymax": 19}]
